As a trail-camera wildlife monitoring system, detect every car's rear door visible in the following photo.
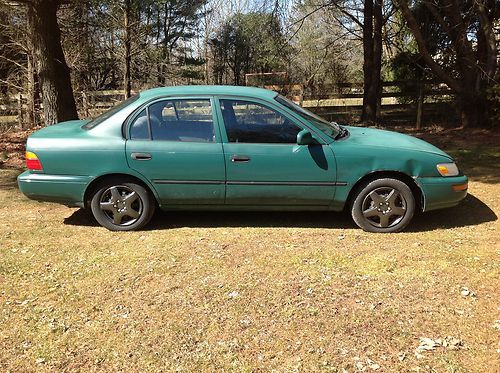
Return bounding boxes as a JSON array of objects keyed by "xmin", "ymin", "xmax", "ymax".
[
  {"xmin": 125, "ymin": 97, "xmax": 225, "ymax": 205},
  {"xmin": 215, "ymin": 97, "xmax": 337, "ymax": 206}
]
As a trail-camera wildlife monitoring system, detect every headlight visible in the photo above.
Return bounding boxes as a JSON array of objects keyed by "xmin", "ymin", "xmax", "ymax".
[{"xmin": 436, "ymin": 163, "xmax": 459, "ymax": 177}]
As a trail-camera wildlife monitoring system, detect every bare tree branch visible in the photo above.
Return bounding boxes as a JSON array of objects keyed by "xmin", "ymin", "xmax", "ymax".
[{"xmin": 393, "ymin": 0, "xmax": 462, "ymax": 92}]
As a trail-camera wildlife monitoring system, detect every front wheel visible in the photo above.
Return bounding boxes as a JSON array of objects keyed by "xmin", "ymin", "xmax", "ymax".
[
  {"xmin": 351, "ymin": 178, "xmax": 415, "ymax": 233},
  {"xmin": 90, "ymin": 180, "xmax": 155, "ymax": 231}
]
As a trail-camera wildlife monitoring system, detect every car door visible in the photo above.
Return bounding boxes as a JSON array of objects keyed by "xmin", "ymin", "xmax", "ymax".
[
  {"xmin": 216, "ymin": 97, "xmax": 337, "ymax": 206},
  {"xmin": 125, "ymin": 97, "xmax": 225, "ymax": 205}
]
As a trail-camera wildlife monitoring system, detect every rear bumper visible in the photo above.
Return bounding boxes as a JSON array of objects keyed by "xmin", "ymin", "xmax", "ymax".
[
  {"xmin": 17, "ymin": 171, "xmax": 91, "ymax": 207},
  {"xmin": 416, "ymin": 175, "xmax": 468, "ymax": 211}
]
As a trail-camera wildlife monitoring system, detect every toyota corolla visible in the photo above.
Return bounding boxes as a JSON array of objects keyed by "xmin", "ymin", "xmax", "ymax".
[{"xmin": 18, "ymin": 86, "xmax": 468, "ymax": 232}]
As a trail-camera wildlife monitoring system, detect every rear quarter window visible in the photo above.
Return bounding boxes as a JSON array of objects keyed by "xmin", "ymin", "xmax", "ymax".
[{"xmin": 83, "ymin": 95, "xmax": 140, "ymax": 130}]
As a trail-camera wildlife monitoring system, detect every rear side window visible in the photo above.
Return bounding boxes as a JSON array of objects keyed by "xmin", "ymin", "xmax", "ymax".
[
  {"xmin": 129, "ymin": 99, "xmax": 215, "ymax": 142},
  {"xmin": 130, "ymin": 109, "xmax": 149, "ymax": 139},
  {"xmin": 220, "ymin": 99, "xmax": 301, "ymax": 143}
]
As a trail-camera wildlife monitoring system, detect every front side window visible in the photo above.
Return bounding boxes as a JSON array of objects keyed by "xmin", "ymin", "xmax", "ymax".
[
  {"xmin": 129, "ymin": 99, "xmax": 215, "ymax": 142},
  {"xmin": 220, "ymin": 99, "xmax": 301, "ymax": 143}
]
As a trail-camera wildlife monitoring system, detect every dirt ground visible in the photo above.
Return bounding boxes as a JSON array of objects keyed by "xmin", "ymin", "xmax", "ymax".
[{"xmin": 0, "ymin": 126, "xmax": 498, "ymax": 371}]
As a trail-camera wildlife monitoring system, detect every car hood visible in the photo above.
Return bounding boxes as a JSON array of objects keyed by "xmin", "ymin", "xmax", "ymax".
[
  {"xmin": 344, "ymin": 126, "xmax": 452, "ymax": 159},
  {"xmin": 29, "ymin": 119, "xmax": 91, "ymax": 139}
]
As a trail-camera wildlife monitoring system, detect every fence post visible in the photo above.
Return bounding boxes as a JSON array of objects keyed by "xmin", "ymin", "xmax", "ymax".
[
  {"xmin": 17, "ymin": 93, "xmax": 23, "ymax": 129},
  {"xmin": 376, "ymin": 83, "xmax": 382, "ymax": 119},
  {"xmin": 416, "ymin": 81, "xmax": 424, "ymax": 129}
]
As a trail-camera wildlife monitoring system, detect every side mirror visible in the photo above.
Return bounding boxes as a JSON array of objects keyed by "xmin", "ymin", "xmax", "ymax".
[{"xmin": 297, "ymin": 129, "xmax": 316, "ymax": 145}]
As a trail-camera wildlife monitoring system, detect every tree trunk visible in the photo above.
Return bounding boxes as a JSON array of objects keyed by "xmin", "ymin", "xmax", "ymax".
[
  {"xmin": 460, "ymin": 66, "xmax": 484, "ymax": 128},
  {"xmin": 204, "ymin": 28, "xmax": 210, "ymax": 84},
  {"xmin": 156, "ymin": 9, "xmax": 163, "ymax": 86},
  {"xmin": 361, "ymin": 0, "xmax": 383, "ymax": 123},
  {"xmin": 27, "ymin": 52, "xmax": 37, "ymax": 127},
  {"xmin": 416, "ymin": 80, "xmax": 424, "ymax": 129},
  {"xmin": 27, "ymin": 0, "xmax": 78, "ymax": 125},
  {"xmin": 460, "ymin": 94, "xmax": 479, "ymax": 128},
  {"xmin": 123, "ymin": 0, "xmax": 132, "ymax": 98},
  {"xmin": 395, "ymin": 0, "xmax": 497, "ymax": 127},
  {"xmin": 26, "ymin": 25, "xmax": 42, "ymax": 128}
]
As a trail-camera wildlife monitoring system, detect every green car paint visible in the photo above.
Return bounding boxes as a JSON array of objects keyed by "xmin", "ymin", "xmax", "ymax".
[
  {"xmin": 330, "ymin": 125, "xmax": 467, "ymax": 211},
  {"xmin": 18, "ymin": 85, "xmax": 467, "ymax": 220}
]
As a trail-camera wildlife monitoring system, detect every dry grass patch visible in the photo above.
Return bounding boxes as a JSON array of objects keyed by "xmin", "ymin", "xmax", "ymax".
[{"xmin": 0, "ymin": 141, "xmax": 499, "ymax": 371}]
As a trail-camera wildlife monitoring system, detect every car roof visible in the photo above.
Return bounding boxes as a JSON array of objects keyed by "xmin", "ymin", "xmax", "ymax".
[{"xmin": 139, "ymin": 85, "xmax": 278, "ymax": 100}]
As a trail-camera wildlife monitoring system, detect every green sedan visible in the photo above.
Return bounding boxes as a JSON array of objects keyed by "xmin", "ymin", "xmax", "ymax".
[{"xmin": 18, "ymin": 86, "xmax": 468, "ymax": 232}]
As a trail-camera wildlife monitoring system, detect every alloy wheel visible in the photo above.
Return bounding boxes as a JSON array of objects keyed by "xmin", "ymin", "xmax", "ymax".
[
  {"xmin": 98, "ymin": 185, "xmax": 143, "ymax": 226},
  {"xmin": 361, "ymin": 187, "xmax": 407, "ymax": 228}
]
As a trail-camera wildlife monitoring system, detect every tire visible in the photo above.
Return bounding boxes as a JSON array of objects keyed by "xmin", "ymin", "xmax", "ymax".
[
  {"xmin": 351, "ymin": 178, "xmax": 415, "ymax": 233},
  {"xmin": 90, "ymin": 178, "xmax": 155, "ymax": 231}
]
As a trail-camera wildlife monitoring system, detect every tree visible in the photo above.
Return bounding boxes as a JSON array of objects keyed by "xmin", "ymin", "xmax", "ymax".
[
  {"xmin": 11, "ymin": 0, "xmax": 79, "ymax": 125},
  {"xmin": 394, "ymin": 0, "xmax": 498, "ymax": 127},
  {"xmin": 323, "ymin": 0, "xmax": 393, "ymax": 122},
  {"xmin": 122, "ymin": 0, "xmax": 132, "ymax": 97},
  {"xmin": 147, "ymin": 0, "xmax": 207, "ymax": 85},
  {"xmin": 361, "ymin": 0, "xmax": 384, "ymax": 122},
  {"xmin": 59, "ymin": 0, "xmax": 208, "ymax": 94},
  {"xmin": 0, "ymin": 7, "xmax": 23, "ymax": 95},
  {"xmin": 57, "ymin": 0, "xmax": 119, "ymax": 92},
  {"xmin": 210, "ymin": 11, "xmax": 289, "ymax": 85},
  {"xmin": 288, "ymin": 0, "xmax": 362, "ymax": 94},
  {"xmin": 95, "ymin": 0, "xmax": 144, "ymax": 98}
]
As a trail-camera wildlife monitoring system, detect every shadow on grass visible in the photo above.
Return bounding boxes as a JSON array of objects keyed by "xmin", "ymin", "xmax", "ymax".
[
  {"xmin": 64, "ymin": 209, "xmax": 356, "ymax": 230},
  {"xmin": 147, "ymin": 211, "xmax": 356, "ymax": 230},
  {"xmin": 64, "ymin": 193, "xmax": 496, "ymax": 232},
  {"xmin": 409, "ymin": 194, "xmax": 497, "ymax": 232}
]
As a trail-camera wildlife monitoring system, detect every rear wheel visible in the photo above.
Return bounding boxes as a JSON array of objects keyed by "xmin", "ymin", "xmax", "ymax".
[
  {"xmin": 90, "ymin": 179, "xmax": 155, "ymax": 231},
  {"xmin": 351, "ymin": 178, "xmax": 415, "ymax": 233}
]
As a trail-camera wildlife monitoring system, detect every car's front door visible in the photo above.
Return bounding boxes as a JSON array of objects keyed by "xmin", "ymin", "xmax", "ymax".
[
  {"xmin": 125, "ymin": 97, "xmax": 225, "ymax": 205},
  {"xmin": 216, "ymin": 98, "xmax": 337, "ymax": 206}
]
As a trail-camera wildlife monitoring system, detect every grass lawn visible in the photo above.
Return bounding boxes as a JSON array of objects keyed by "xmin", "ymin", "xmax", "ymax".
[{"xmin": 0, "ymin": 128, "xmax": 498, "ymax": 371}]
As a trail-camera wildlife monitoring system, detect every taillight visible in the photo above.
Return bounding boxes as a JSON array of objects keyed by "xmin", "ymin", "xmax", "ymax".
[{"xmin": 26, "ymin": 151, "xmax": 43, "ymax": 171}]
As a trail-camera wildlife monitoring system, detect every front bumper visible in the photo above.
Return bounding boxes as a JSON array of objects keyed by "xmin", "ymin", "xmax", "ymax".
[
  {"xmin": 17, "ymin": 171, "xmax": 91, "ymax": 207},
  {"xmin": 416, "ymin": 175, "xmax": 468, "ymax": 211}
]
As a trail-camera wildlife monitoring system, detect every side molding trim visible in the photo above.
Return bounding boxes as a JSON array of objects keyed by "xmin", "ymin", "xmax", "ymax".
[{"xmin": 152, "ymin": 179, "xmax": 348, "ymax": 186}]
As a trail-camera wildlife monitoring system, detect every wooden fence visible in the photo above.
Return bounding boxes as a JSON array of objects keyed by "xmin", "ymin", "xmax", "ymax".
[
  {"xmin": 79, "ymin": 90, "xmax": 132, "ymax": 118},
  {"xmin": 0, "ymin": 93, "xmax": 22, "ymax": 128},
  {"xmin": 0, "ymin": 81, "xmax": 455, "ymax": 130},
  {"xmin": 264, "ymin": 81, "xmax": 455, "ymax": 128},
  {"xmin": 0, "ymin": 90, "xmax": 130, "ymax": 130}
]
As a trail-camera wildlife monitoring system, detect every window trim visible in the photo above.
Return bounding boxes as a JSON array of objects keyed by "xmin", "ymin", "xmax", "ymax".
[
  {"xmin": 126, "ymin": 96, "xmax": 219, "ymax": 143},
  {"xmin": 214, "ymin": 96, "xmax": 313, "ymax": 145},
  {"xmin": 213, "ymin": 95, "xmax": 329, "ymax": 145}
]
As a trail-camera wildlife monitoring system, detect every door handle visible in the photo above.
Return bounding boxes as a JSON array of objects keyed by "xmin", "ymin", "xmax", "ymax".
[
  {"xmin": 231, "ymin": 154, "xmax": 250, "ymax": 163},
  {"xmin": 131, "ymin": 152, "xmax": 152, "ymax": 160}
]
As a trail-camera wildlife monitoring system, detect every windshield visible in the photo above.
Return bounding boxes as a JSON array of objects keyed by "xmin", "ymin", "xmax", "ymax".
[
  {"xmin": 82, "ymin": 94, "xmax": 139, "ymax": 130},
  {"xmin": 275, "ymin": 95, "xmax": 340, "ymax": 139}
]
